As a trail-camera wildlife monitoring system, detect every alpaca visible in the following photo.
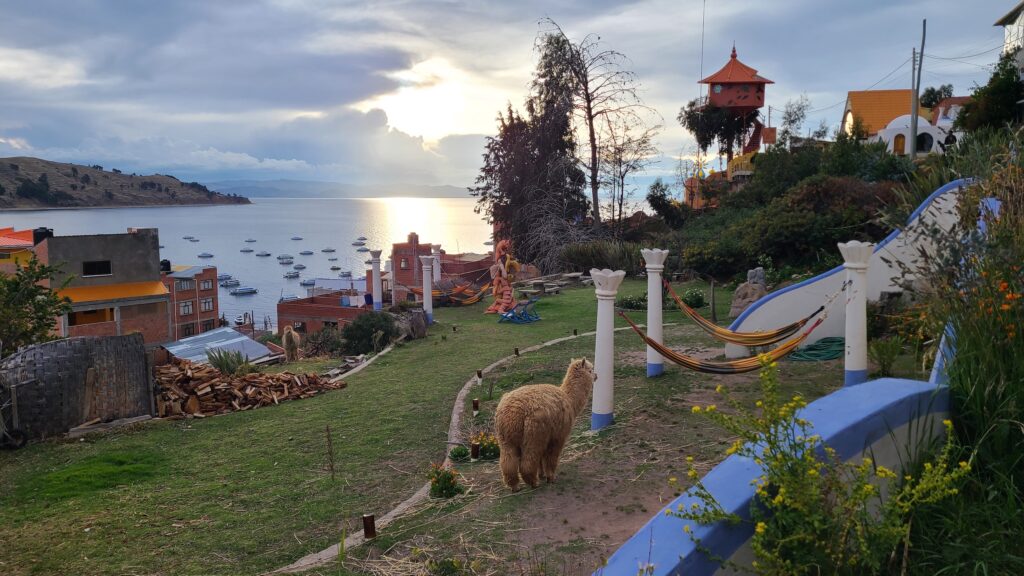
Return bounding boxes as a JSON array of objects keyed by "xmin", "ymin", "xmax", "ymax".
[
  {"xmin": 495, "ymin": 358, "xmax": 595, "ymax": 490},
  {"xmin": 282, "ymin": 325, "xmax": 301, "ymax": 362}
]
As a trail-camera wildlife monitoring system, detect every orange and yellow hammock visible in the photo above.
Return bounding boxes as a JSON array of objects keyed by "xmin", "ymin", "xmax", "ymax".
[
  {"xmin": 619, "ymin": 311, "xmax": 824, "ymax": 374},
  {"xmin": 448, "ymin": 282, "xmax": 491, "ymax": 306},
  {"xmin": 663, "ymin": 280, "xmax": 823, "ymax": 347},
  {"xmin": 409, "ymin": 284, "xmax": 473, "ymax": 298}
]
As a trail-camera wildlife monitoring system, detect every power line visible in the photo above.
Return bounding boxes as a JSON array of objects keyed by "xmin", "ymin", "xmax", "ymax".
[
  {"xmin": 928, "ymin": 42, "xmax": 1004, "ymax": 61},
  {"xmin": 807, "ymin": 56, "xmax": 911, "ymax": 114}
]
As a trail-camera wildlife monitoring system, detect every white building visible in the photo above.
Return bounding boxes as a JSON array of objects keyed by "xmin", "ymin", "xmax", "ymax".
[{"xmin": 872, "ymin": 114, "xmax": 948, "ymax": 156}]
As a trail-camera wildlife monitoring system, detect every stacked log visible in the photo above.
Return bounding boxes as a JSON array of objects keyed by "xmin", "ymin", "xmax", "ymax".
[{"xmin": 155, "ymin": 358, "xmax": 346, "ymax": 418}]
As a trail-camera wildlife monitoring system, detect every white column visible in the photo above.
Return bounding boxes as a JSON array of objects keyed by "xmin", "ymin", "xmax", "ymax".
[
  {"xmin": 641, "ymin": 249, "xmax": 669, "ymax": 377},
  {"xmin": 838, "ymin": 240, "xmax": 873, "ymax": 386},
  {"xmin": 370, "ymin": 250, "xmax": 383, "ymax": 311},
  {"xmin": 591, "ymin": 268, "xmax": 626, "ymax": 430},
  {"xmin": 387, "ymin": 258, "xmax": 397, "ymax": 307},
  {"xmin": 431, "ymin": 244, "xmax": 441, "ymax": 283},
  {"xmin": 419, "ymin": 255, "xmax": 434, "ymax": 324}
]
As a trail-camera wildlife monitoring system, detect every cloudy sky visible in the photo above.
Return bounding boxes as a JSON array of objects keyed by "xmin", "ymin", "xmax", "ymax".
[{"xmin": 0, "ymin": 0, "xmax": 1008, "ymax": 188}]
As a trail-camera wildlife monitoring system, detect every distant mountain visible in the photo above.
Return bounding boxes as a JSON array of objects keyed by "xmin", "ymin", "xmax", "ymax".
[
  {"xmin": 207, "ymin": 179, "xmax": 470, "ymax": 199},
  {"xmin": 0, "ymin": 157, "xmax": 250, "ymax": 210}
]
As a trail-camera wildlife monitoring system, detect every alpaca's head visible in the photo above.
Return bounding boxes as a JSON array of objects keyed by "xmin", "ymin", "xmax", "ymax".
[{"xmin": 563, "ymin": 358, "xmax": 596, "ymax": 413}]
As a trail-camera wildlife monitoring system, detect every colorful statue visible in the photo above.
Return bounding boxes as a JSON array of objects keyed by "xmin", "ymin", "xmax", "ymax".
[{"xmin": 485, "ymin": 239, "xmax": 519, "ymax": 314}]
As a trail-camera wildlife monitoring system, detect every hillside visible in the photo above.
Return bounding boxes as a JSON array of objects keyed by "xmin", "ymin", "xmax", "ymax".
[{"xmin": 0, "ymin": 157, "xmax": 249, "ymax": 210}]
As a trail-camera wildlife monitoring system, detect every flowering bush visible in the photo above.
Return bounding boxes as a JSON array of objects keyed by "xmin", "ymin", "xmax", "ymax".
[
  {"xmin": 681, "ymin": 287, "xmax": 706, "ymax": 309},
  {"xmin": 671, "ymin": 358, "xmax": 970, "ymax": 575},
  {"xmin": 448, "ymin": 445, "xmax": 470, "ymax": 463},
  {"xmin": 472, "ymin": 431, "xmax": 500, "ymax": 460},
  {"xmin": 428, "ymin": 463, "xmax": 464, "ymax": 498}
]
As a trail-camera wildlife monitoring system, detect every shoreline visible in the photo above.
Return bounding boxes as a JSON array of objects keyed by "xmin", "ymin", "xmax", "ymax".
[{"xmin": 0, "ymin": 201, "xmax": 251, "ymax": 213}]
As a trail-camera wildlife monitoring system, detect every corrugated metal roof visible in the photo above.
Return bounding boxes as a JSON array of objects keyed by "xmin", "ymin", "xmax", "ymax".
[
  {"xmin": 58, "ymin": 280, "xmax": 169, "ymax": 303},
  {"xmin": 168, "ymin": 266, "xmax": 210, "ymax": 279},
  {"xmin": 314, "ymin": 278, "xmax": 367, "ymax": 292},
  {"xmin": 163, "ymin": 326, "xmax": 271, "ymax": 364}
]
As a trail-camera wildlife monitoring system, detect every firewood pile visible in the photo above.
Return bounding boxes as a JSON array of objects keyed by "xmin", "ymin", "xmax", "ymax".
[{"xmin": 155, "ymin": 358, "xmax": 347, "ymax": 418}]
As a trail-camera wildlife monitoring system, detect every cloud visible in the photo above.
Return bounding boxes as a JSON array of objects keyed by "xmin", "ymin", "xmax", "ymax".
[{"xmin": 0, "ymin": 46, "xmax": 88, "ymax": 89}]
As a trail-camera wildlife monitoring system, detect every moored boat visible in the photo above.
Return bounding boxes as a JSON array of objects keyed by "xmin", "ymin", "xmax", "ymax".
[
  {"xmin": 322, "ymin": 247, "xmax": 336, "ymax": 253},
  {"xmin": 230, "ymin": 286, "xmax": 258, "ymax": 295},
  {"xmin": 330, "ymin": 265, "xmax": 341, "ymax": 271},
  {"xmin": 291, "ymin": 236, "xmax": 303, "ymax": 240},
  {"xmin": 356, "ymin": 247, "xmax": 370, "ymax": 253},
  {"xmin": 279, "ymin": 258, "xmax": 294, "ymax": 265},
  {"xmin": 357, "ymin": 236, "xmax": 367, "ymax": 241},
  {"xmin": 240, "ymin": 248, "xmax": 254, "ymax": 253},
  {"xmin": 293, "ymin": 264, "xmax": 306, "ymax": 270},
  {"xmin": 256, "ymin": 251, "xmax": 271, "ymax": 257},
  {"xmin": 283, "ymin": 271, "xmax": 300, "ymax": 279},
  {"xmin": 245, "ymin": 238, "xmax": 257, "ymax": 243},
  {"xmin": 299, "ymin": 250, "xmax": 314, "ymax": 255},
  {"xmin": 198, "ymin": 252, "xmax": 214, "ymax": 258},
  {"xmin": 351, "ymin": 241, "xmax": 365, "ymax": 246},
  {"xmin": 220, "ymin": 279, "xmax": 241, "ymax": 287},
  {"xmin": 217, "ymin": 274, "xmax": 232, "ymax": 281},
  {"xmin": 300, "ymin": 279, "xmax": 315, "ymax": 287},
  {"xmin": 276, "ymin": 254, "xmax": 294, "ymax": 260}
]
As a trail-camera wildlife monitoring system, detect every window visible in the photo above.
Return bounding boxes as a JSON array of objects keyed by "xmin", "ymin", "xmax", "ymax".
[
  {"xmin": 0, "ymin": 253, "xmax": 10, "ymax": 260},
  {"xmin": 916, "ymin": 133, "xmax": 934, "ymax": 154},
  {"xmin": 400, "ymin": 258, "xmax": 408, "ymax": 269},
  {"xmin": 176, "ymin": 279, "xmax": 195, "ymax": 291},
  {"xmin": 181, "ymin": 322, "xmax": 196, "ymax": 337},
  {"xmin": 323, "ymin": 320, "xmax": 338, "ymax": 330},
  {"xmin": 293, "ymin": 321, "xmax": 306, "ymax": 333},
  {"xmin": 200, "ymin": 297, "xmax": 214, "ymax": 312},
  {"xmin": 179, "ymin": 300, "xmax": 194, "ymax": 316},
  {"xmin": 200, "ymin": 279, "xmax": 213, "ymax": 290},
  {"xmin": 200, "ymin": 319, "xmax": 216, "ymax": 332},
  {"xmin": 82, "ymin": 260, "xmax": 112, "ymax": 276}
]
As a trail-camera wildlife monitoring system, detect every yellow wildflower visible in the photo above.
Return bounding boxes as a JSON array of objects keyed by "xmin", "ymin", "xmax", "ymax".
[
  {"xmin": 683, "ymin": 525, "xmax": 692, "ymax": 534},
  {"xmin": 691, "ymin": 406, "xmax": 701, "ymax": 414},
  {"xmin": 942, "ymin": 419, "xmax": 952, "ymax": 428},
  {"xmin": 686, "ymin": 455, "xmax": 694, "ymax": 463},
  {"xmin": 958, "ymin": 461, "xmax": 970, "ymax": 470},
  {"xmin": 706, "ymin": 404, "xmax": 717, "ymax": 412},
  {"xmin": 755, "ymin": 522, "xmax": 766, "ymax": 535},
  {"xmin": 715, "ymin": 384, "xmax": 723, "ymax": 393}
]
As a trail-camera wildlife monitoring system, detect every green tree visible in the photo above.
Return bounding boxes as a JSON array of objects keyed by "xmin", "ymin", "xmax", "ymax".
[
  {"xmin": 956, "ymin": 49, "xmax": 1024, "ymax": 132},
  {"xmin": 920, "ymin": 83, "xmax": 954, "ymax": 108},
  {"xmin": 646, "ymin": 178, "xmax": 689, "ymax": 229},
  {"xmin": 678, "ymin": 100, "xmax": 758, "ymax": 161},
  {"xmin": 0, "ymin": 257, "xmax": 71, "ymax": 358}
]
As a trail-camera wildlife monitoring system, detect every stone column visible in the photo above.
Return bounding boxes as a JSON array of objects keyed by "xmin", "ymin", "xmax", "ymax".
[
  {"xmin": 431, "ymin": 244, "xmax": 441, "ymax": 283},
  {"xmin": 591, "ymin": 268, "xmax": 626, "ymax": 430},
  {"xmin": 641, "ymin": 249, "xmax": 669, "ymax": 377},
  {"xmin": 419, "ymin": 255, "xmax": 434, "ymax": 324},
  {"xmin": 838, "ymin": 240, "xmax": 873, "ymax": 386},
  {"xmin": 370, "ymin": 250, "xmax": 383, "ymax": 311}
]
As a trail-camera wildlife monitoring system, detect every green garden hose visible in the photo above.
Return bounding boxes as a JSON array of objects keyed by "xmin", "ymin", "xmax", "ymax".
[{"xmin": 788, "ymin": 337, "xmax": 845, "ymax": 362}]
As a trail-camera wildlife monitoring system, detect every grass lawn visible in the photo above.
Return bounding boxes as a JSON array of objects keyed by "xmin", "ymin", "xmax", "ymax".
[{"xmin": 0, "ymin": 279, "xmax": 840, "ymax": 576}]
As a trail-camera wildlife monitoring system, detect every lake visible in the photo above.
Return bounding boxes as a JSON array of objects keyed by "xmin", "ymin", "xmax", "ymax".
[{"xmin": 2, "ymin": 197, "xmax": 491, "ymax": 328}]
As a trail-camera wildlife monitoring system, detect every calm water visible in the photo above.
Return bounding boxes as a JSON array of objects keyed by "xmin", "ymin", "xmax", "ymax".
[{"xmin": 2, "ymin": 197, "xmax": 490, "ymax": 327}]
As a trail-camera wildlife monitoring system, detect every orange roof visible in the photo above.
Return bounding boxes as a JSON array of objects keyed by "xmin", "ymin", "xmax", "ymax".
[
  {"xmin": 843, "ymin": 90, "xmax": 928, "ymax": 135},
  {"xmin": 931, "ymin": 96, "xmax": 971, "ymax": 124},
  {"xmin": 0, "ymin": 227, "xmax": 34, "ymax": 250},
  {"xmin": 58, "ymin": 281, "xmax": 169, "ymax": 304},
  {"xmin": 700, "ymin": 47, "xmax": 773, "ymax": 85}
]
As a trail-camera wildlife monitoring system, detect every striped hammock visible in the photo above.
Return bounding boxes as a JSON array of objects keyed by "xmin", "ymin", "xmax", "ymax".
[
  {"xmin": 663, "ymin": 280, "xmax": 823, "ymax": 347},
  {"xmin": 448, "ymin": 282, "xmax": 492, "ymax": 306},
  {"xmin": 619, "ymin": 311, "xmax": 824, "ymax": 374},
  {"xmin": 409, "ymin": 284, "xmax": 473, "ymax": 298}
]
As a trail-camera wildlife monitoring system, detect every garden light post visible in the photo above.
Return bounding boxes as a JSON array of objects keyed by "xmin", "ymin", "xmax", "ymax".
[
  {"xmin": 591, "ymin": 268, "xmax": 626, "ymax": 430},
  {"xmin": 838, "ymin": 240, "xmax": 873, "ymax": 386},
  {"xmin": 370, "ymin": 250, "xmax": 383, "ymax": 311},
  {"xmin": 419, "ymin": 255, "xmax": 434, "ymax": 324},
  {"xmin": 641, "ymin": 249, "xmax": 669, "ymax": 377}
]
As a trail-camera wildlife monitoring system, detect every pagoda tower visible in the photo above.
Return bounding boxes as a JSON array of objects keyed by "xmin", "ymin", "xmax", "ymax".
[{"xmin": 698, "ymin": 46, "xmax": 773, "ymax": 159}]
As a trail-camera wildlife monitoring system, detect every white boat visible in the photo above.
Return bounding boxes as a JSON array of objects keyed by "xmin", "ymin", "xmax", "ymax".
[
  {"xmin": 230, "ymin": 287, "xmax": 258, "ymax": 295},
  {"xmin": 330, "ymin": 265, "xmax": 341, "ymax": 271},
  {"xmin": 245, "ymin": 238, "xmax": 257, "ymax": 243},
  {"xmin": 299, "ymin": 250, "xmax": 314, "ymax": 256},
  {"xmin": 357, "ymin": 236, "xmax": 367, "ymax": 241},
  {"xmin": 279, "ymin": 259, "xmax": 294, "ymax": 265},
  {"xmin": 279, "ymin": 295, "xmax": 299, "ymax": 302},
  {"xmin": 198, "ymin": 252, "xmax": 214, "ymax": 258},
  {"xmin": 276, "ymin": 254, "xmax": 294, "ymax": 260},
  {"xmin": 234, "ymin": 314, "xmax": 245, "ymax": 325},
  {"xmin": 293, "ymin": 264, "xmax": 306, "ymax": 270},
  {"xmin": 300, "ymin": 279, "xmax": 315, "ymax": 287},
  {"xmin": 217, "ymin": 274, "xmax": 232, "ymax": 281},
  {"xmin": 291, "ymin": 236, "xmax": 303, "ymax": 240},
  {"xmin": 322, "ymin": 247, "xmax": 336, "ymax": 253},
  {"xmin": 240, "ymin": 248, "xmax": 254, "ymax": 253},
  {"xmin": 356, "ymin": 247, "xmax": 370, "ymax": 253},
  {"xmin": 283, "ymin": 271, "xmax": 300, "ymax": 279},
  {"xmin": 351, "ymin": 241, "xmax": 365, "ymax": 246},
  {"xmin": 339, "ymin": 271, "xmax": 352, "ymax": 278},
  {"xmin": 220, "ymin": 279, "xmax": 240, "ymax": 287},
  {"xmin": 256, "ymin": 251, "xmax": 271, "ymax": 257}
]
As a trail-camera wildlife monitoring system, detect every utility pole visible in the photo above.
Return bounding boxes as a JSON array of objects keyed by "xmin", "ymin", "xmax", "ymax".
[{"xmin": 910, "ymin": 19, "xmax": 927, "ymax": 161}]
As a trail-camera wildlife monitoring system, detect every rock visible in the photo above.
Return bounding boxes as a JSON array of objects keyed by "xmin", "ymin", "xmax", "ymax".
[
  {"xmin": 394, "ymin": 309, "xmax": 428, "ymax": 340},
  {"xmin": 729, "ymin": 282, "xmax": 769, "ymax": 318},
  {"xmin": 746, "ymin": 267, "xmax": 766, "ymax": 287}
]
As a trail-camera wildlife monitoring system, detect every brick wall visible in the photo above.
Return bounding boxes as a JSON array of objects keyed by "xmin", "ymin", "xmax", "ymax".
[
  {"xmin": 0, "ymin": 334, "xmax": 153, "ymax": 441},
  {"xmin": 277, "ymin": 294, "xmax": 369, "ymax": 335}
]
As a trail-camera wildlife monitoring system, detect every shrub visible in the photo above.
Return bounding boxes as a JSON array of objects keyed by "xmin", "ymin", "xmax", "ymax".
[
  {"xmin": 673, "ymin": 358, "xmax": 970, "ymax": 575},
  {"xmin": 427, "ymin": 463, "xmax": 464, "ymax": 498},
  {"xmin": 868, "ymin": 336, "xmax": 904, "ymax": 377},
  {"xmin": 206, "ymin": 349, "xmax": 257, "ymax": 375},
  {"xmin": 473, "ymin": 431, "xmax": 500, "ymax": 460},
  {"xmin": 561, "ymin": 240, "xmax": 645, "ymax": 276},
  {"xmin": 303, "ymin": 327, "xmax": 344, "ymax": 357},
  {"xmin": 448, "ymin": 445, "xmax": 470, "ymax": 463},
  {"xmin": 681, "ymin": 287, "xmax": 706, "ymax": 308},
  {"xmin": 342, "ymin": 311, "xmax": 398, "ymax": 355}
]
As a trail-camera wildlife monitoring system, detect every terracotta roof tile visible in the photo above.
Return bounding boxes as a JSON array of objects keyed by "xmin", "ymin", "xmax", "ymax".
[{"xmin": 842, "ymin": 90, "xmax": 928, "ymax": 135}]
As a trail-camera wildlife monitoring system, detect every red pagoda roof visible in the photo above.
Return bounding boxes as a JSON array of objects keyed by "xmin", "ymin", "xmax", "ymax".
[{"xmin": 699, "ymin": 47, "xmax": 773, "ymax": 85}]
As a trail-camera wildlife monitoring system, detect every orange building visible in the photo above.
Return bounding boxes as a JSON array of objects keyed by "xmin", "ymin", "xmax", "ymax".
[
  {"xmin": 840, "ymin": 90, "xmax": 929, "ymax": 138},
  {"xmin": 277, "ymin": 290, "xmax": 369, "ymax": 336},
  {"xmin": 0, "ymin": 227, "xmax": 35, "ymax": 274},
  {"xmin": 388, "ymin": 232, "xmax": 435, "ymax": 302},
  {"xmin": 699, "ymin": 46, "xmax": 773, "ymax": 159},
  {"xmin": 161, "ymin": 264, "xmax": 221, "ymax": 339}
]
